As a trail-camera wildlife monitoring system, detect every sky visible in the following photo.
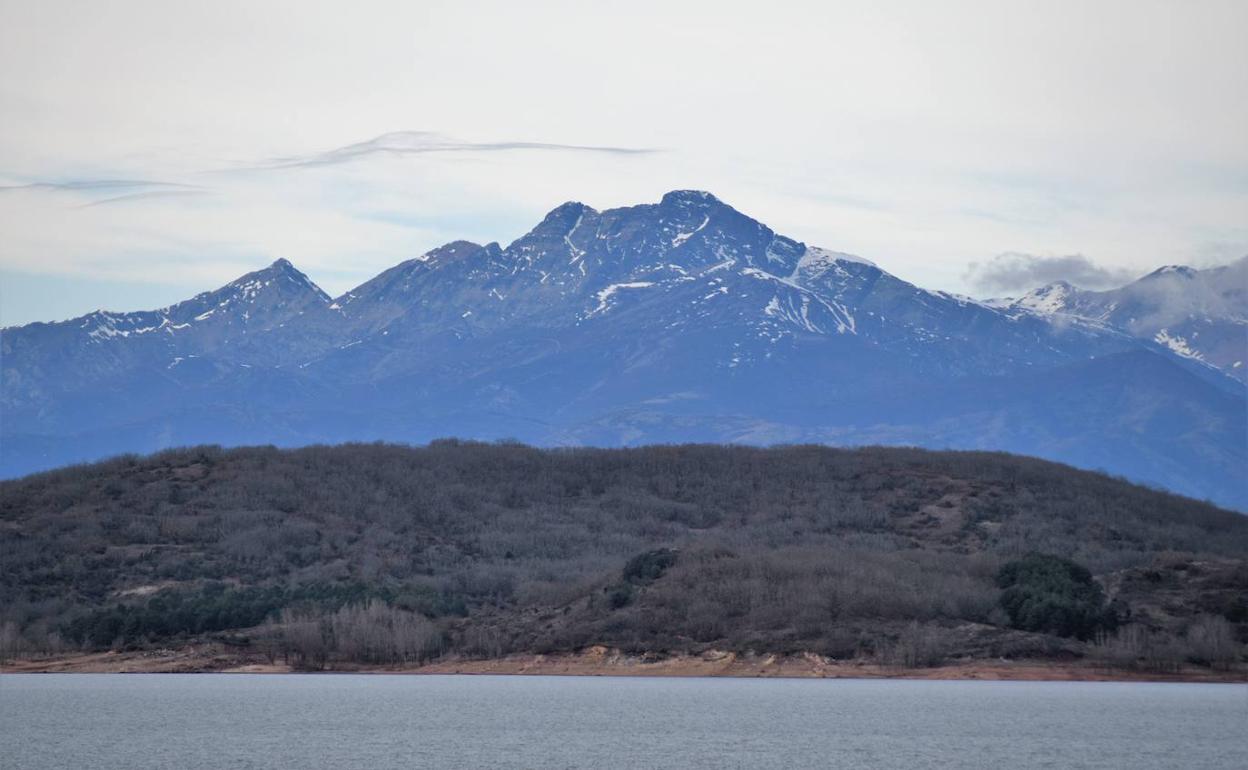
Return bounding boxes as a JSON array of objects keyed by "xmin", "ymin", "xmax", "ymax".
[{"xmin": 1, "ymin": 0, "xmax": 1245, "ymax": 327}]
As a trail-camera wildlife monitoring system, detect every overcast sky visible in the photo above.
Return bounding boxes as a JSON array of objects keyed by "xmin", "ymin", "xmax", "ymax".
[{"xmin": 1, "ymin": 0, "xmax": 1245, "ymax": 326}]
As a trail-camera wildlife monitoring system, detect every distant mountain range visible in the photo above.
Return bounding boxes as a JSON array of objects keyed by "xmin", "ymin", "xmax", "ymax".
[
  {"xmin": 3, "ymin": 191, "xmax": 1244, "ymax": 508},
  {"xmin": 989, "ymin": 259, "xmax": 1247, "ymax": 381}
]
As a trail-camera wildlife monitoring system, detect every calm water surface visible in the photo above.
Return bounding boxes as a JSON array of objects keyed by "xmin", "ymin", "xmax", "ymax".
[{"xmin": 2, "ymin": 674, "xmax": 1245, "ymax": 769}]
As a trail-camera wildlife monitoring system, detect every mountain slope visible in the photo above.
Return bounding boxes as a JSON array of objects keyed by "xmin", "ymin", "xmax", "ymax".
[
  {"xmin": 2, "ymin": 192, "xmax": 1244, "ymax": 508},
  {"xmin": 1, "ymin": 259, "xmax": 332, "ymax": 434}
]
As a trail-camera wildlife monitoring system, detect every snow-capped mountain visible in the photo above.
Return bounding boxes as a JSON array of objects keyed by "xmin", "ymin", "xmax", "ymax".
[
  {"xmin": 995, "ymin": 258, "xmax": 1248, "ymax": 382},
  {"xmin": 3, "ymin": 192, "xmax": 1244, "ymax": 508}
]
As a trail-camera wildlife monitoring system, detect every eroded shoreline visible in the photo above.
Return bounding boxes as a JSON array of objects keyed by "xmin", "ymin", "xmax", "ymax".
[{"xmin": 4, "ymin": 645, "xmax": 1243, "ymax": 683}]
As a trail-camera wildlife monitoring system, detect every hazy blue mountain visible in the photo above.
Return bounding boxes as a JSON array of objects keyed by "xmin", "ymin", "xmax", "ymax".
[
  {"xmin": 994, "ymin": 257, "xmax": 1247, "ymax": 382},
  {"xmin": 3, "ymin": 191, "xmax": 1244, "ymax": 508}
]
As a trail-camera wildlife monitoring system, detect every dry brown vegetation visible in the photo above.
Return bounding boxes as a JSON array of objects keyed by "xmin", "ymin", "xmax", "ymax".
[{"xmin": 1, "ymin": 441, "xmax": 1245, "ymax": 674}]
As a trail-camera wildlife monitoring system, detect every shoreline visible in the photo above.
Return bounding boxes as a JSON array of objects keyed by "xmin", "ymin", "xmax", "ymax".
[{"xmin": 4, "ymin": 646, "xmax": 1244, "ymax": 683}]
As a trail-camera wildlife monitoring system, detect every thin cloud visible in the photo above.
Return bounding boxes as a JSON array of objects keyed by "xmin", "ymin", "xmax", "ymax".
[
  {"xmin": 252, "ymin": 131, "xmax": 658, "ymax": 170},
  {"xmin": 0, "ymin": 179, "xmax": 202, "ymax": 193},
  {"xmin": 965, "ymin": 252, "xmax": 1138, "ymax": 295},
  {"xmin": 80, "ymin": 189, "xmax": 214, "ymax": 208}
]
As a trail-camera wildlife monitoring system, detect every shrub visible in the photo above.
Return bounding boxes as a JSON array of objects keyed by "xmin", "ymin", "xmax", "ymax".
[
  {"xmin": 1093, "ymin": 625, "xmax": 1185, "ymax": 672},
  {"xmin": 884, "ymin": 622, "xmax": 955, "ymax": 668},
  {"xmin": 1184, "ymin": 615, "xmax": 1239, "ymax": 670},
  {"xmin": 622, "ymin": 549, "xmax": 678, "ymax": 584},
  {"xmin": 271, "ymin": 601, "xmax": 444, "ymax": 668},
  {"xmin": 996, "ymin": 553, "xmax": 1118, "ymax": 640},
  {"xmin": 606, "ymin": 583, "xmax": 635, "ymax": 609}
]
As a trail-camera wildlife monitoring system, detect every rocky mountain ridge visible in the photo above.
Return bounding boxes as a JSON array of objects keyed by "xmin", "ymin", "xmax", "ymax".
[{"xmin": 3, "ymin": 191, "xmax": 1244, "ymax": 508}]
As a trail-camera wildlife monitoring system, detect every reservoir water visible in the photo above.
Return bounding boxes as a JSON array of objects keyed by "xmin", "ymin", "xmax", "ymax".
[{"xmin": 2, "ymin": 674, "xmax": 1245, "ymax": 769}]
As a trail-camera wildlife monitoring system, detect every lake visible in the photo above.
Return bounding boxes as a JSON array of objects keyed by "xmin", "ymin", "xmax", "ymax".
[{"xmin": 2, "ymin": 675, "xmax": 1245, "ymax": 769}]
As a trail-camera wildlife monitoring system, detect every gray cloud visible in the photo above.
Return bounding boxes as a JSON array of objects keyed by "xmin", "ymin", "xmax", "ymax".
[
  {"xmin": 253, "ymin": 131, "xmax": 658, "ymax": 170},
  {"xmin": 965, "ymin": 252, "xmax": 1138, "ymax": 295}
]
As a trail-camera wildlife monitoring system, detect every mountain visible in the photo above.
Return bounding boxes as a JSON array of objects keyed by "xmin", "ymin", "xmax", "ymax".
[
  {"xmin": 994, "ymin": 258, "xmax": 1248, "ymax": 382},
  {"xmin": 2, "ymin": 191, "xmax": 1244, "ymax": 508}
]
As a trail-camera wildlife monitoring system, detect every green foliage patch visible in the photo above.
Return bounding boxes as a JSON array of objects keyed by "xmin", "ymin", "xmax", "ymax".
[{"xmin": 996, "ymin": 553, "xmax": 1120, "ymax": 640}]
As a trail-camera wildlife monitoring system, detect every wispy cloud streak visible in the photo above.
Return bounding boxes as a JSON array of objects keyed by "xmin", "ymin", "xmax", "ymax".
[
  {"xmin": 252, "ymin": 131, "xmax": 658, "ymax": 170},
  {"xmin": 0, "ymin": 179, "xmax": 202, "ymax": 193},
  {"xmin": 79, "ymin": 189, "xmax": 214, "ymax": 207}
]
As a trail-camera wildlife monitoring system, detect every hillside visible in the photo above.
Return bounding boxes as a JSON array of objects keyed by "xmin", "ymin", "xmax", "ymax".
[
  {"xmin": 3, "ymin": 191, "xmax": 1244, "ymax": 509},
  {"xmin": 2, "ymin": 443, "xmax": 1245, "ymax": 676}
]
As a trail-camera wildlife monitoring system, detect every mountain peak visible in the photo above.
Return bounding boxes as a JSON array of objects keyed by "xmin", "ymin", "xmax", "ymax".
[
  {"xmin": 1145, "ymin": 265, "xmax": 1197, "ymax": 280},
  {"xmin": 227, "ymin": 258, "xmax": 328, "ymax": 301},
  {"xmin": 1009, "ymin": 281, "xmax": 1077, "ymax": 315},
  {"xmin": 659, "ymin": 189, "xmax": 721, "ymax": 207},
  {"xmin": 549, "ymin": 200, "xmax": 590, "ymax": 215},
  {"xmin": 423, "ymin": 240, "xmax": 487, "ymax": 261},
  {"xmin": 528, "ymin": 200, "xmax": 596, "ymax": 238}
]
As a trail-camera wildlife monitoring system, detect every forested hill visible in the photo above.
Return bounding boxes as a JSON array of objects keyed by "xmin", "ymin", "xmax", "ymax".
[{"xmin": 2, "ymin": 443, "xmax": 1245, "ymax": 673}]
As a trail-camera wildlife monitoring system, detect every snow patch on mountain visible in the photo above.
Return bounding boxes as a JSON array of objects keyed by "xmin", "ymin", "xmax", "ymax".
[
  {"xmin": 1011, "ymin": 282, "xmax": 1075, "ymax": 315},
  {"xmin": 741, "ymin": 267, "xmax": 855, "ymax": 334},
  {"xmin": 1154, "ymin": 329, "xmax": 1203, "ymax": 360},
  {"xmin": 796, "ymin": 245, "xmax": 876, "ymax": 272},
  {"xmin": 671, "ymin": 215, "xmax": 709, "ymax": 248},
  {"xmin": 590, "ymin": 282, "xmax": 655, "ymax": 316},
  {"xmin": 565, "ymin": 212, "xmax": 586, "ymax": 261}
]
